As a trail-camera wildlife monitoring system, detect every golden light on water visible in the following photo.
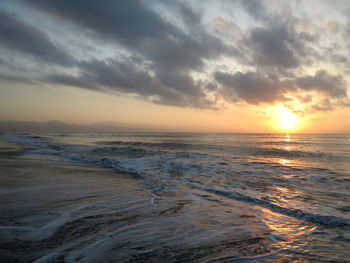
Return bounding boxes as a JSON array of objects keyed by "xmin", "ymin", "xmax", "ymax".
[{"xmin": 261, "ymin": 206, "xmax": 317, "ymax": 253}]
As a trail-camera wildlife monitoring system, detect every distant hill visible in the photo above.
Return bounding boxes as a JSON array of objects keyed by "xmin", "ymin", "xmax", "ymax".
[{"xmin": 0, "ymin": 120, "xmax": 171, "ymax": 133}]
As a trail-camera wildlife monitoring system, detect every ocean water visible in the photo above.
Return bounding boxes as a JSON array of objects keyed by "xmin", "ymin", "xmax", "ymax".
[{"xmin": 2, "ymin": 132, "xmax": 350, "ymax": 262}]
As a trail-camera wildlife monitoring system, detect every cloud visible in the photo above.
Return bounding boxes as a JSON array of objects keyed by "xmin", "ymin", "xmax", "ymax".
[
  {"xmin": 239, "ymin": 0, "xmax": 270, "ymax": 22},
  {"xmin": 248, "ymin": 24, "xmax": 300, "ymax": 68},
  {"xmin": 238, "ymin": 0, "xmax": 318, "ymax": 71},
  {"xmin": 44, "ymin": 74, "xmax": 97, "ymax": 90},
  {"xmin": 215, "ymin": 70, "xmax": 348, "ymax": 109},
  {"xmin": 0, "ymin": 0, "xmax": 348, "ymax": 115},
  {"xmin": 25, "ymin": 0, "xmax": 168, "ymax": 46},
  {"xmin": 242, "ymin": 21, "xmax": 317, "ymax": 71},
  {"xmin": 214, "ymin": 71, "xmax": 289, "ymax": 104},
  {"xmin": 44, "ymin": 57, "xmax": 216, "ymax": 109},
  {"xmin": 311, "ymin": 98, "xmax": 334, "ymax": 112},
  {"xmin": 296, "ymin": 70, "xmax": 347, "ymax": 97},
  {"xmin": 0, "ymin": 9, "xmax": 73, "ymax": 66},
  {"xmin": 0, "ymin": 73, "xmax": 38, "ymax": 85},
  {"xmin": 24, "ymin": 0, "xmax": 231, "ymax": 71},
  {"xmin": 22, "ymin": 0, "xmax": 234, "ymax": 109}
]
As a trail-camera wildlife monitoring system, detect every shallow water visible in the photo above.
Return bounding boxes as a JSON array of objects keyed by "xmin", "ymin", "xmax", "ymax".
[{"xmin": 1, "ymin": 133, "xmax": 350, "ymax": 262}]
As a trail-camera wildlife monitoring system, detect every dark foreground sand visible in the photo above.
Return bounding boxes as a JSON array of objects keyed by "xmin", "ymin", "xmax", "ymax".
[
  {"xmin": 0, "ymin": 141, "xmax": 272, "ymax": 263},
  {"xmin": 2, "ymin": 141, "xmax": 249, "ymax": 263},
  {"xmin": 0, "ymin": 141, "xmax": 154, "ymax": 263},
  {"xmin": 0, "ymin": 140, "xmax": 27, "ymax": 156}
]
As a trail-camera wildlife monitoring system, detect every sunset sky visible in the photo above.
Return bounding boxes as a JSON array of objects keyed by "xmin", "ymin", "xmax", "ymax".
[{"xmin": 0, "ymin": 0, "xmax": 350, "ymax": 133}]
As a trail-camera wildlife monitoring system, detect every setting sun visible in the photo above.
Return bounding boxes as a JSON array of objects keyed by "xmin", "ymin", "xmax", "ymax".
[{"xmin": 278, "ymin": 109, "xmax": 299, "ymax": 131}]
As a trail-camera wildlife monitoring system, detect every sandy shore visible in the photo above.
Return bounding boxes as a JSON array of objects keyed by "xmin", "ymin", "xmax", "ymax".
[
  {"xmin": 0, "ymin": 139, "xmax": 27, "ymax": 156},
  {"xmin": 0, "ymin": 140, "xmax": 272, "ymax": 263},
  {"xmin": 0, "ymin": 141, "xmax": 153, "ymax": 263}
]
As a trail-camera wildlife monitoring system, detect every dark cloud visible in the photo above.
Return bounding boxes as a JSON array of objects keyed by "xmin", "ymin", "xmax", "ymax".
[
  {"xmin": 44, "ymin": 57, "xmax": 216, "ymax": 109},
  {"xmin": 235, "ymin": 0, "xmax": 349, "ymax": 113},
  {"xmin": 0, "ymin": 0, "xmax": 347, "ymax": 115},
  {"xmin": 239, "ymin": 0, "xmax": 269, "ymax": 22},
  {"xmin": 78, "ymin": 59, "xmax": 154, "ymax": 95},
  {"xmin": 44, "ymin": 74, "xmax": 97, "ymax": 90},
  {"xmin": 214, "ymin": 71, "xmax": 289, "ymax": 104},
  {"xmin": 44, "ymin": 58, "xmax": 157, "ymax": 95},
  {"xmin": 243, "ymin": 23, "xmax": 317, "ymax": 72},
  {"xmin": 296, "ymin": 70, "xmax": 347, "ymax": 98},
  {"xmin": 297, "ymin": 94, "xmax": 313, "ymax": 103},
  {"xmin": 25, "ymin": 0, "xmax": 168, "ymax": 45},
  {"xmin": 166, "ymin": 1, "xmax": 201, "ymax": 27},
  {"xmin": 0, "ymin": 73, "xmax": 38, "ymax": 85},
  {"xmin": 24, "ymin": 0, "xmax": 230, "ymax": 71},
  {"xmin": 248, "ymin": 24, "xmax": 300, "ymax": 68},
  {"xmin": 215, "ymin": 70, "xmax": 347, "ymax": 106},
  {"xmin": 330, "ymin": 54, "xmax": 348, "ymax": 65},
  {"xmin": 311, "ymin": 98, "xmax": 334, "ymax": 112},
  {"xmin": 22, "ymin": 0, "xmax": 232, "ymax": 109},
  {"xmin": 0, "ymin": 9, "xmax": 73, "ymax": 66},
  {"xmin": 238, "ymin": 0, "xmax": 318, "ymax": 71}
]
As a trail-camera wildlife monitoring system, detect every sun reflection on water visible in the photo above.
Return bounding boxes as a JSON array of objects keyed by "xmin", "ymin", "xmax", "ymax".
[
  {"xmin": 260, "ymin": 207, "xmax": 317, "ymax": 253},
  {"xmin": 284, "ymin": 134, "xmax": 291, "ymax": 142},
  {"xmin": 256, "ymin": 182, "xmax": 320, "ymax": 261},
  {"xmin": 283, "ymin": 135, "xmax": 292, "ymax": 151},
  {"xmin": 279, "ymin": 159, "xmax": 290, "ymax": 165}
]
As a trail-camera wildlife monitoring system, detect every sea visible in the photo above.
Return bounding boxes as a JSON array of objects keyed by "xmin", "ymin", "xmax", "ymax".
[{"xmin": 2, "ymin": 132, "xmax": 350, "ymax": 262}]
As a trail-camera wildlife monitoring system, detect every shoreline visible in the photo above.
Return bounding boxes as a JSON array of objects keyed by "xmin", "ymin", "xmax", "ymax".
[
  {"xmin": 1, "ymin": 136, "xmax": 348, "ymax": 262},
  {"xmin": 0, "ymin": 139, "xmax": 269, "ymax": 263},
  {"xmin": 0, "ymin": 139, "xmax": 28, "ymax": 157},
  {"xmin": 0, "ymin": 140, "xmax": 152, "ymax": 262}
]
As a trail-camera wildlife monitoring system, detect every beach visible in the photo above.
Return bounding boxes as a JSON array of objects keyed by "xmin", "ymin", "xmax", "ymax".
[
  {"xmin": 0, "ymin": 149, "xmax": 273, "ymax": 263},
  {"xmin": 1, "ymin": 134, "xmax": 350, "ymax": 262},
  {"xmin": 0, "ymin": 142, "xmax": 151, "ymax": 262}
]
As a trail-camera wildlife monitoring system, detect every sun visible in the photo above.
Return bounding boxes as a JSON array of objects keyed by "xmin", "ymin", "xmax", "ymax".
[{"xmin": 277, "ymin": 108, "xmax": 299, "ymax": 132}]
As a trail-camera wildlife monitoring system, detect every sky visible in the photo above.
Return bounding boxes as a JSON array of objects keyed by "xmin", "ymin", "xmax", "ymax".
[{"xmin": 0, "ymin": 0, "xmax": 350, "ymax": 133}]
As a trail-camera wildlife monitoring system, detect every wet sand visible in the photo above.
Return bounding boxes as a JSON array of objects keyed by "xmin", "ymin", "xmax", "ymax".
[
  {"xmin": 0, "ymin": 141, "xmax": 152, "ymax": 262},
  {"xmin": 0, "ymin": 156, "xmax": 270, "ymax": 263},
  {"xmin": 0, "ymin": 139, "xmax": 27, "ymax": 156},
  {"xmin": 0, "ymin": 141, "xmax": 271, "ymax": 263}
]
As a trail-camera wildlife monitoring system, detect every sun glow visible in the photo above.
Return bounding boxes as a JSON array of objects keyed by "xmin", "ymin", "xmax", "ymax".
[{"xmin": 277, "ymin": 108, "xmax": 299, "ymax": 132}]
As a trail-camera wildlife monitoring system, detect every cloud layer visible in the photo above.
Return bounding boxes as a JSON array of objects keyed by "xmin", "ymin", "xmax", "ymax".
[
  {"xmin": 0, "ymin": 0, "xmax": 349, "ymax": 114},
  {"xmin": 0, "ymin": 9, "xmax": 73, "ymax": 66}
]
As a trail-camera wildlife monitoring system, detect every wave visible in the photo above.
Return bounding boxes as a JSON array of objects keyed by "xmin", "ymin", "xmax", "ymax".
[
  {"xmin": 252, "ymin": 147, "xmax": 334, "ymax": 159},
  {"xmin": 4, "ymin": 134, "xmax": 350, "ymax": 229},
  {"xmin": 97, "ymin": 140, "xmax": 348, "ymax": 163},
  {"xmin": 92, "ymin": 146, "xmax": 160, "ymax": 158},
  {"xmin": 0, "ymin": 201, "xmax": 97, "ymax": 242},
  {"xmin": 96, "ymin": 140, "xmax": 200, "ymax": 150},
  {"xmin": 193, "ymin": 186, "xmax": 350, "ymax": 227}
]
